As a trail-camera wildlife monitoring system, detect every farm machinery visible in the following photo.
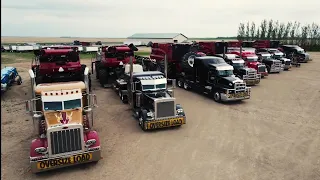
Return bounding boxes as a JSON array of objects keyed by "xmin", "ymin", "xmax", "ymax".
[
  {"xmin": 1, "ymin": 67, "xmax": 22, "ymax": 92},
  {"xmin": 25, "ymin": 67, "xmax": 100, "ymax": 173},
  {"xmin": 32, "ymin": 46, "xmax": 92, "ymax": 90},
  {"xmin": 113, "ymin": 54, "xmax": 186, "ymax": 131},
  {"xmin": 91, "ymin": 44, "xmax": 138, "ymax": 87}
]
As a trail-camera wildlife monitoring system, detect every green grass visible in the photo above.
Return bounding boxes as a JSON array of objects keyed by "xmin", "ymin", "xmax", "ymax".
[
  {"xmin": 1, "ymin": 51, "xmax": 150, "ymax": 64},
  {"xmin": 1, "ymin": 52, "xmax": 96, "ymax": 64},
  {"xmin": 135, "ymin": 51, "xmax": 150, "ymax": 56}
]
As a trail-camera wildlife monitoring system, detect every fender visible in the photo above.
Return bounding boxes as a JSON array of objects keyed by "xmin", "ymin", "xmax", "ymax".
[
  {"xmin": 85, "ymin": 131, "xmax": 100, "ymax": 148},
  {"xmin": 30, "ymin": 138, "xmax": 48, "ymax": 157}
]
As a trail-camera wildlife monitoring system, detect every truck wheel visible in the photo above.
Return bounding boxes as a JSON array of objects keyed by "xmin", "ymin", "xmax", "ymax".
[
  {"xmin": 119, "ymin": 91, "xmax": 128, "ymax": 104},
  {"xmin": 266, "ymin": 65, "xmax": 271, "ymax": 73},
  {"xmin": 181, "ymin": 52, "xmax": 201, "ymax": 69},
  {"xmin": 213, "ymin": 91, "xmax": 221, "ymax": 102},
  {"xmin": 139, "ymin": 110, "xmax": 148, "ymax": 131},
  {"xmin": 95, "ymin": 62, "xmax": 100, "ymax": 79},
  {"xmin": 183, "ymin": 82, "xmax": 189, "ymax": 90},
  {"xmin": 177, "ymin": 79, "xmax": 183, "ymax": 88},
  {"xmin": 98, "ymin": 69, "xmax": 108, "ymax": 87},
  {"xmin": 16, "ymin": 75, "xmax": 22, "ymax": 85}
]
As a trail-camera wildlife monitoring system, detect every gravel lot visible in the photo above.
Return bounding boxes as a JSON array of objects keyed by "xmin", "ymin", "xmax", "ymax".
[{"xmin": 1, "ymin": 53, "xmax": 320, "ymax": 180}]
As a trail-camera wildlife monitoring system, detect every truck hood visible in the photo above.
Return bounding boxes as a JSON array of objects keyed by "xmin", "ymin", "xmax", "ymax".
[
  {"xmin": 221, "ymin": 75, "xmax": 243, "ymax": 83},
  {"xmin": 44, "ymin": 109, "xmax": 83, "ymax": 127}
]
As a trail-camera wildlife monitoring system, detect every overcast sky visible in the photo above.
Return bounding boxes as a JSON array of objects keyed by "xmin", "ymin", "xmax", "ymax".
[{"xmin": 1, "ymin": 0, "xmax": 319, "ymax": 38}]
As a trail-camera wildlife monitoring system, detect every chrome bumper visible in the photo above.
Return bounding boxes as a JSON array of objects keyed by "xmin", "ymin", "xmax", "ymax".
[
  {"xmin": 221, "ymin": 90, "xmax": 251, "ymax": 102},
  {"xmin": 30, "ymin": 149, "xmax": 101, "ymax": 173}
]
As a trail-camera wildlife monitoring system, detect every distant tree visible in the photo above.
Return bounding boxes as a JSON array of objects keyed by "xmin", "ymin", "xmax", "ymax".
[
  {"xmin": 283, "ymin": 22, "xmax": 292, "ymax": 44},
  {"xmin": 271, "ymin": 20, "xmax": 279, "ymax": 40},
  {"xmin": 250, "ymin": 22, "xmax": 256, "ymax": 40},
  {"xmin": 256, "ymin": 28, "xmax": 260, "ymax": 40},
  {"xmin": 300, "ymin": 24, "xmax": 309, "ymax": 46},
  {"xmin": 260, "ymin": 19, "xmax": 268, "ymax": 39},
  {"xmin": 266, "ymin": 19, "xmax": 274, "ymax": 39},
  {"xmin": 277, "ymin": 23, "xmax": 285, "ymax": 40},
  {"xmin": 245, "ymin": 22, "xmax": 250, "ymax": 40},
  {"xmin": 237, "ymin": 23, "xmax": 246, "ymax": 41}
]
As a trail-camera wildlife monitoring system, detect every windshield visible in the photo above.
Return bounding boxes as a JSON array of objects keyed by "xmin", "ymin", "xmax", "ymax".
[
  {"xmin": 233, "ymin": 63, "xmax": 244, "ymax": 68},
  {"xmin": 142, "ymin": 83, "xmax": 167, "ymax": 91},
  {"xmin": 273, "ymin": 54, "xmax": 283, "ymax": 59},
  {"xmin": 156, "ymin": 83, "xmax": 166, "ymax": 89},
  {"xmin": 207, "ymin": 58, "xmax": 225, "ymax": 64},
  {"xmin": 246, "ymin": 57, "xmax": 258, "ymax": 62},
  {"xmin": 64, "ymin": 99, "xmax": 81, "ymax": 109},
  {"xmin": 217, "ymin": 70, "xmax": 234, "ymax": 77},
  {"xmin": 44, "ymin": 102, "xmax": 63, "ymax": 111},
  {"xmin": 142, "ymin": 85, "xmax": 155, "ymax": 90},
  {"xmin": 261, "ymin": 55, "xmax": 271, "ymax": 60}
]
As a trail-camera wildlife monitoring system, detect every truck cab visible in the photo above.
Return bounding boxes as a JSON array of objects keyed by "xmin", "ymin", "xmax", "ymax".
[
  {"xmin": 228, "ymin": 50, "xmax": 268, "ymax": 77},
  {"xmin": 178, "ymin": 56, "xmax": 251, "ymax": 102},
  {"xmin": 259, "ymin": 48, "xmax": 292, "ymax": 70},
  {"xmin": 216, "ymin": 54, "xmax": 261, "ymax": 86},
  {"xmin": 25, "ymin": 67, "xmax": 100, "ymax": 173},
  {"xmin": 280, "ymin": 45, "xmax": 310, "ymax": 62},
  {"xmin": 256, "ymin": 52, "xmax": 283, "ymax": 73},
  {"xmin": 114, "ymin": 64, "xmax": 186, "ymax": 131}
]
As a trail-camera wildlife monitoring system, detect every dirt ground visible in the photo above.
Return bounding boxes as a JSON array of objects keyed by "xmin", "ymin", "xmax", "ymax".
[{"xmin": 1, "ymin": 53, "xmax": 320, "ymax": 180}]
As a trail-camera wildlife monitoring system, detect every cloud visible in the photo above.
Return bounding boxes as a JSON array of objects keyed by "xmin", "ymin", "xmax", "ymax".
[{"xmin": 1, "ymin": 0, "xmax": 320, "ymax": 37}]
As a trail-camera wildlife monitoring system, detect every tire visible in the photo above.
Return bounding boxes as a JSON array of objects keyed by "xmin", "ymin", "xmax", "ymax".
[
  {"xmin": 213, "ymin": 91, "xmax": 221, "ymax": 102},
  {"xmin": 266, "ymin": 65, "xmax": 271, "ymax": 73},
  {"xmin": 177, "ymin": 79, "xmax": 183, "ymax": 88},
  {"xmin": 119, "ymin": 91, "xmax": 128, "ymax": 104},
  {"xmin": 16, "ymin": 75, "xmax": 22, "ymax": 85},
  {"xmin": 183, "ymin": 81, "xmax": 189, "ymax": 90},
  {"xmin": 181, "ymin": 52, "xmax": 201, "ymax": 69},
  {"xmin": 95, "ymin": 62, "xmax": 100, "ymax": 79},
  {"xmin": 139, "ymin": 109, "xmax": 148, "ymax": 131},
  {"xmin": 98, "ymin": 68, "xmax": 108, "ymax": 87}
]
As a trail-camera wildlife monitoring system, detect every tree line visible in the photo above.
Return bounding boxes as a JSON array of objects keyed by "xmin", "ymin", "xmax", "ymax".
[{"xmin": 237, "ymin": 20, "xmax": 320, "ymax": 51}]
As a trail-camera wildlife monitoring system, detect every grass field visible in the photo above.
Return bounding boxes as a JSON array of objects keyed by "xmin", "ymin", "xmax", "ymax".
[{"xmin": 1, "ymin": 51, "xmax": 151, "ymax": 64}]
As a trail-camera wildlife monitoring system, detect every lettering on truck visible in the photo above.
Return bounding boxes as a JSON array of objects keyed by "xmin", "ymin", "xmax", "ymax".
[{"xmin": 37, "ymin": 153, "xmax": 92, "ymax": 169}]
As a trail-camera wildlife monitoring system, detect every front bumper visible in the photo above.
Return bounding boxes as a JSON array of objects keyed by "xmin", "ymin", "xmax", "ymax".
[
  {"xmin": 221, "ymin": 91, "xmax": 250, "ymax": 102},
  {"xmin": 284, "ymin": 64, "xmax": 292, "ymax": 70},
  {"xmin": 257, "ymin": 71, "xmax": 268, "ymax": 77},
  {"xmin": 30, "ymin": 149, "xmax": 101, "ymax": 173},
  {"xmin": 269, "ymin": 66, "xmax": 282, "ymax": 73},
  {"xmin": 144, "ymin": 116, "xmax": 186, "ymax": 130}
]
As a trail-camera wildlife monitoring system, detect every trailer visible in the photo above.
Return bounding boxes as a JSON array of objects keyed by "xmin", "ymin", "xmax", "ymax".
[
  {"xmin": 10, "ymin": 45, "xmax": 17, "ymax": 52},
  {"xmin": 83, "ymin": 46, "xmax": 99, "ymax": 53},
  {"xmin": 16, "ymin": 45, "xmax": 34, "ymax": 52}
]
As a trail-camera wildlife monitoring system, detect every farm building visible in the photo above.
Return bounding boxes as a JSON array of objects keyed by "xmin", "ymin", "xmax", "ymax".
[{"xmin": 124, "ymin": 33, "xmax": 188, "ymax": 46}]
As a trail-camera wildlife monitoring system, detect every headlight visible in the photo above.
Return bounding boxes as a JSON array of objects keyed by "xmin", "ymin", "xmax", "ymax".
[
  {"xmin": 35, "ymin": 147, "xmax": 47, "ymax": 154},
  {"xmin": 176, "ymin": 109, "xmax": 184, "ymax": 114},
  {"xmin": 86, "ymin": 139, "xmax": 97, "ymax": 147},
  {"xmin": 147, "ymin": 111, "xmax": 154, "ymax": 117},
  {"xmin": 229, "ymin": 83, "xmax": 233, "ymax": 86}
]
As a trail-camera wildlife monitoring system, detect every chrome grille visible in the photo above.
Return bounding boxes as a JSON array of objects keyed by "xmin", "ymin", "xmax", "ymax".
[
  {"xmin": 235, "ymin": 82, "xmax": 246, "ymax": 92},
  {"xmin": 156, "ymin": 101, "xmax": 175, "ymax": 119},
  {"xmin": 258, "ymin": 65, "xmax": 266, "ymax": 73},
  {"xmin": 274, "ymin": 62, "xmax": 282, "ymax": 68},
  {"xmin": 50, "ymin": 128, "xmax": 82, "ymax": 155},
  {"xmin": 247, "ymin": 71, "xmax": 256, "ymax": 79}
]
